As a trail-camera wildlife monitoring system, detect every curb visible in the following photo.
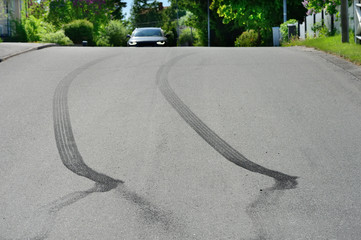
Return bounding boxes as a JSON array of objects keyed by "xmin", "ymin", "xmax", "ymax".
[{"xmin": 0, "ymin": 43, "xmax": 57, "ymax": 63}]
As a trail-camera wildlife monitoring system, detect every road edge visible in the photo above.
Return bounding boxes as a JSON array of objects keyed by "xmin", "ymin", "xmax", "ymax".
[
  {"xmin": 0, "ymin": 43, "xmax": 57, "ymax": 63},
  {"xmin": 292, "ymin": 46, "xmax": 361, "ymax": 81}
]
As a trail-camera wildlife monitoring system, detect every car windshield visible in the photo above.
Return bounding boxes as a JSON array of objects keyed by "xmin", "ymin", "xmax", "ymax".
[{"xmin": 133, "ymin": 29, "xmax": 162, "ymax": 37}]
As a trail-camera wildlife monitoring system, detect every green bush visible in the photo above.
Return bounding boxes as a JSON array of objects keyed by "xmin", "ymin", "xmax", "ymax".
[
  {"xmin": 235, "ymin": 30, "xmax": 259, "ymax": 47},
  {"xmin": 0, "ymin": 37, "xmax": 2, "ymax": 43},
  {"xmin": 96, "ymin": 20, "xmax": 127, "ymax": 46},
  {"xmin": 8, "ymin": 16, "xmax": 55, "ymax": 42},
  {"xmin": 40, "ymin": 30, "xmax": 73, "ymax": 45},
  {"xmin": 311, "ymin": 21, "xmax": 333, "ymax": 38},
  {"xmin": 96, "ymin": 36, "xmax": 111, "ymax": 47},
  {"xmin": 24, "ymin": 16, "xmax": 42, "ymax": 42},
  {"xmin": 9, "ymin": 19, "xmax": 27, "ymax": 42},
  {"xmin": 64, "ymin": 20, "xmax": 94, "ymax": 45},
  {"xmin": 179, "ymin": 28, "xmax": 200, "ymax": 46},
  {"xmin": 24, "ymin": 16, "xmax": 56, "ymax": 42},
  {"xmin": 179, "ymin": 28, "xmax": 192, "ymax": 46},
  {"xmin": 165, "ymin": 30, "xmax": 176, "ymax": 46},
  {"xmin": 280, "ymin": 19, "xmax": 298, "ymax": 42}
]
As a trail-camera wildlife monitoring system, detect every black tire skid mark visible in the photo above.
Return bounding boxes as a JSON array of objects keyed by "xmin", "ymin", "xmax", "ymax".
[
  {"xmin": 4, "ymin": 58, "xmax": 123, "ymax": 240},
  {"xmin": 51, "ymin": 57, "xmax": 187, "ymax": 238},
  {"xmin": 53, "ymin": 58, "xmax": 123, "ymax": 189},
  {"xmin": 157, "ymin": 54, "xmax": 299, "ymax": 239},
  {"xmin": 156, "ymin": 54, "xmax": 298, "ymax": 189},
  {"xmin": 3, "ymin": 56, "xmax": 192, "ymax": 240}
]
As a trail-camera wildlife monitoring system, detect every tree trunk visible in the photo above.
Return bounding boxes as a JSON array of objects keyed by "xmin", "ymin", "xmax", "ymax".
[{"xmin": 341, "ymin": 0, "xmax": 349, "ymax": 43}]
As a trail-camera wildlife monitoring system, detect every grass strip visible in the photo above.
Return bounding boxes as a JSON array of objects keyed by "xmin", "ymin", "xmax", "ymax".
[{"xmin": 285, "ymin": 34, "xmax": 361, "ymax": 65}]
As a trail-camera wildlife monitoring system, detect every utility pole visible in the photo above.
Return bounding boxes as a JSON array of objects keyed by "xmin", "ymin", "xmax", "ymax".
[
  {"xmin": 208, "ymin": 0, "xmax": 210, "ymax": 47},
  {"xmin": 341, "ymin": 0, "xmax": 349, "ymax": 42},
  {"xmin": 176, "ymin": 0, "xmax": 179, "ymax": 46},
  {"xmin": 283, "ymin": 0, "xmax": 287, "ymax": 22}
]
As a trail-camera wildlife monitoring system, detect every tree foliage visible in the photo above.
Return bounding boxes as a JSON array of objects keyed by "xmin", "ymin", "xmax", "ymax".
[
  {"xmin": 24, "ymin": 15, "xmax": 55, "ymax": 42},
  {"xmin": 27, "ymin": 0, "xmax": 48, "ymax": 19},
  {"xmin": 130, "ymin": 0, "xmax": 163, "ymax": 28},
  {"xmin": 47, "ymin": 0, "xmax": 74, "ymax": 27},
  {"xmin": 46, "ymin": 0, "xmax": 126, "ymax": 29},
  {"xmin": 174, "ymin": 0, "xmax": 242, "ymax": 46},
  {"xmin": 210, "ymin": 0, "xmax": 305, "ymax": 45},
  {"xmin": 159, "ymin": 2, "xmax": 184, "ymax": 46},
  {"xmin": 211, "ymin": 0, "xmax": 281, "ymax": 30},
  {"xmin": 96, "ymin": 20, "xmax": 127, "ymax": 46},
  {"xmin": 179, "ymin": 28, "xmax": 200, "ymax": 46},
  {"xmin": 301, "ymin": 0, "xmax": 340, "ymax": 15}
]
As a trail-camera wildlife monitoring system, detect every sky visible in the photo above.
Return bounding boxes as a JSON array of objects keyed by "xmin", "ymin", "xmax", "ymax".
[{"xmin": 122, "ymin": 0, "xmax": 170, "ymax": 19}]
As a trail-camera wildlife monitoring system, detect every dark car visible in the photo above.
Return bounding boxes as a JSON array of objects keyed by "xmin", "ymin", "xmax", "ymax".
[{"xmin": 127, "ymin": 28, "xmax": 167, "ymax": 47}]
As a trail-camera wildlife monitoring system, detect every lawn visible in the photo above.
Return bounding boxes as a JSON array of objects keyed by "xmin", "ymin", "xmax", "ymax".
[{"xmin": 285, "ymin": 34, "xmax": 361, "ymax": 65}]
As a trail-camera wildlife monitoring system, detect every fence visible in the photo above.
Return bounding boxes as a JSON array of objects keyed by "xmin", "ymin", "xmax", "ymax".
[
  {"xmin": 356, "ymin": 0, "xmax": 361, "ymax": 42},
  {"xmin": 298, "ymin": 2, "xmax": 356, "ymax": 41}
]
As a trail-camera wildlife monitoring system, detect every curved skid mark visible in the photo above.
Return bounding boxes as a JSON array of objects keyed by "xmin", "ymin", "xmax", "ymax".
[
  {"xmin": 156, "ymin": 54, "xmax": 298, "ymax": 189},
  {"xmin": 53, "ymin": 57, "xmax": 123, "ymax": 188}
]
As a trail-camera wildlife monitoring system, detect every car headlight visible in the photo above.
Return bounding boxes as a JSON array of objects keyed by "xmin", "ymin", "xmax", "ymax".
[
  {"xmin": 156, "ymin": 41, "xmax": 165, "ymax": 45},
  {"xmin": 128, "ymin": 41, "xmax": 137, "ymax": 46}
]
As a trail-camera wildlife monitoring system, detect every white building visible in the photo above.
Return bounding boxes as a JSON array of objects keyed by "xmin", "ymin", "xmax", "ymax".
[{"xmin": 0, "ymin": 0, "xmax": 23, "ymax": 37}]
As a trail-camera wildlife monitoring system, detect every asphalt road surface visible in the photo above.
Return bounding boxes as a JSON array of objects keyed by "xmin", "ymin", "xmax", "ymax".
[{"xmin": 1, "ymin": 47, "xmax": 361, "ymax": 239}]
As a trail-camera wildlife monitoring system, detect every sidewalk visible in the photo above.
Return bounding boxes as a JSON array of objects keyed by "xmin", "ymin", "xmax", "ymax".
[{"xmin": 0, "ymin": 42, "xmax": 56, "ymax": 62}]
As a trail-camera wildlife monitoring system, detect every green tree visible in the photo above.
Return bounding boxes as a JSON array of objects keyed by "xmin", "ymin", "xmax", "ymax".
[
  {"xmin": 27, "ymin": 0, "xmax": 49, "ymax": 19},
  {"xmin": 159, "ymin": 2, "xmax": 183, "ymax": 46},
  {"xmin": 179, "ymin": 27, "xmax": 200, "ymax": 46},
  {"xmin": 47, "ymin": 0, "xmax": 126, "ymax": 30},
  {"xmin": 110, "ymin": 0, "xmax": 127, "ymax": 20},
  {"xmin": 174, "ymin": 0, "xmax": 241, "ymax": 46},
  {"xmin": 176, "ymin": 0, "xmax": 209, "ymax": 45},
  {"xmin": 130, "ymin": 0, "xmax": 163, "ymax": 28},
  {"xmin": 210, "ymin": 0, "xmax": 305, "ymax": 45},
  {"xmin": 301, "ymin": 0, "xmax": 340, "ymax": 15},
  {"xmin": 47, "ymin": 0, "xmax": 74, "ymax": 28}
]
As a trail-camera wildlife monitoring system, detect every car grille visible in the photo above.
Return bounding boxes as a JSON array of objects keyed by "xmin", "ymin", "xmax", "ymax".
[{"xmin": 136, "ymin": 41, "xmax": 159, "ymax": 47}]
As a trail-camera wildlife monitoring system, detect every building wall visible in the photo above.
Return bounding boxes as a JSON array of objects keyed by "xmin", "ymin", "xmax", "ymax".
[{"xmin": 0, "ymin": 0, "xmax": 23, "ymax": 37}]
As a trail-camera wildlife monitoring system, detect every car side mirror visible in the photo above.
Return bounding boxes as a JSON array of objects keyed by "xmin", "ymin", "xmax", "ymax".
[
  {"xmin": 165, "ymin": 33, "xmax": 170, "ymax": 38},
  {"xmin": 126, "ymin": 34, "xmax": 131, "ymax": 38}
]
